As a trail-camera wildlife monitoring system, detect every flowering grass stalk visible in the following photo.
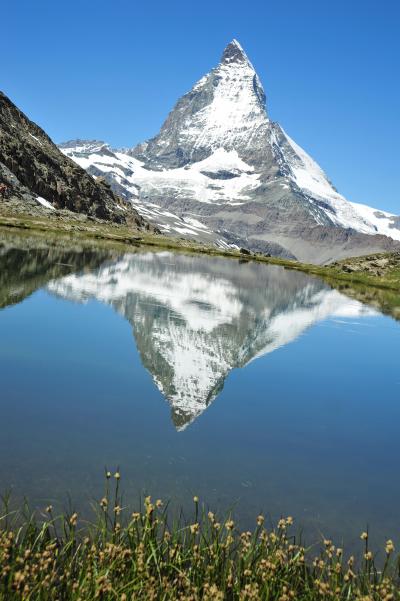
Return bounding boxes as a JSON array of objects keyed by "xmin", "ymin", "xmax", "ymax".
[{"xmin": 0, "ymin": 473, "xmax": 399, "ymax": 600}]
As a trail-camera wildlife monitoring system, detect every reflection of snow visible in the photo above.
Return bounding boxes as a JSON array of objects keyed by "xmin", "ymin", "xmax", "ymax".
[
  {"xmin": 48, "ymin": 253, "xmax": 242, "ymax": 333},
  {"xmin": 253, "ymin": 289, "xmax": 376, "ymax": 361},
  {"xmin": 48, "ymin": 252, "xmax": 376, "ymax": 429}
]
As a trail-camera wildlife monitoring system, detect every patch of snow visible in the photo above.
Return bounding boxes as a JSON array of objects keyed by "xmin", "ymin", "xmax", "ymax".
[
  {"xmin": 29, "ymin": 133, "xmax": 42, "ymax": 145},
  {"xmin": 36, "ymin": 196, "xmax": 55, "ymax": 210},
  {"xmin": 350, "ymin": 202, "xmax": 400, "ymax": 241},
  {"xmin": 274, "ymin": 127, "xmax": 400, "ymax": 240}
]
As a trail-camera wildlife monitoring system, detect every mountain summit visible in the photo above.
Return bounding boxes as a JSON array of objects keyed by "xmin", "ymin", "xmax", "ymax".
[
  {"xmin": 130, "ymin": 38, "xmax": 269, "ymax": 171},
  {"xmin": 221, "ymin": 39, "xmax": 250, "ymax": 64},
  {"xmin": 62, "ymin": 40, "xmax": 400, "ymax": 263}
]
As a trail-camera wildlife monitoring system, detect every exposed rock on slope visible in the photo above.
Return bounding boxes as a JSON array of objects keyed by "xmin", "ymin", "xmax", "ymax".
[{"xmin": 0, "ymin": 91, "xmax": 148, "ymax": 229}]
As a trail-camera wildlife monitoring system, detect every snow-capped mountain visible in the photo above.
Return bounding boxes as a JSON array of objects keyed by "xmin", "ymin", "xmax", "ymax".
[
  {"xmin": 47, "ymin": 251, "xmax": 376, "ymax": 429},
  {"xmin": 60, "ymin": 40, "xmax": 400, "ymax": 263}
]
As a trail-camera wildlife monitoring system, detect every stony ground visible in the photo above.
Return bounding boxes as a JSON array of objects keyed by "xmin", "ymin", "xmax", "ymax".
[{"xmin": 332, "ymin": 253, "xmax": 400, "ymax": 277}]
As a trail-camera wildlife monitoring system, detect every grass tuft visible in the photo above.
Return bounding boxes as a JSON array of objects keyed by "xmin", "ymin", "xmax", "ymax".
[{"xmin": 1, "ymin": 474, "xmax": 399, "ymax": 599}]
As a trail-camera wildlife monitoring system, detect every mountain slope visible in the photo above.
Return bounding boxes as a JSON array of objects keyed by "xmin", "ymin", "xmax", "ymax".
[
  {"xmin": 0, "ymin": 91, "xmax": 148, "ymax": 229},
  {"xmin": 62, "ymin": 40, "xmax": 399, "ymax": 263}
]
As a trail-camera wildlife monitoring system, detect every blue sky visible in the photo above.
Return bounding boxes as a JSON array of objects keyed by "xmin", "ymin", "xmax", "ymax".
[{"xmin": 1, "ymin": 0, "xmax": 399, "ymax": 212}]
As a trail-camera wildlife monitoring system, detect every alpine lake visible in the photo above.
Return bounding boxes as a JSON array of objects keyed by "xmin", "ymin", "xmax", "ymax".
[{"xmin": 1, "ymin": 230, "xmax": 399, "ymax": 553}]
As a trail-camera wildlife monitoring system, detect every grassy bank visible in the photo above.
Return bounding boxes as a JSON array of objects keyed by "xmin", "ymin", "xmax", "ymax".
[
  {"xmin": 1, "ymin": 475, "xmax": 399, "ymax": 600},
  {"xmin": 1, "ymin": 209, "xmax": 400, "ymax": 294}
]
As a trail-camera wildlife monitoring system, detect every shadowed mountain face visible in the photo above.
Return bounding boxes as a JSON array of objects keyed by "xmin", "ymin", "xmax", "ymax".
[{"xmin": 46, "ymin": 252, "xmax": 376, "ymax": 429}]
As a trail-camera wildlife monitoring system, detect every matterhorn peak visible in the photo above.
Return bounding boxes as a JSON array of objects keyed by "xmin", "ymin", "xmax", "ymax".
[
  {"xmin": 63, "ymin": 39, "xmax": 400, "ymax": 263},
  {"xmin": 221, "ymin": 39, "xmax": 249, "ymax": 64}
]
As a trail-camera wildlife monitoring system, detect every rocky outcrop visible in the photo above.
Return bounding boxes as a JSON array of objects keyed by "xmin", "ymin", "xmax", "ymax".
[{"xmin": 0, "ymin": 92, "xmax": 148, "ymax": 229}]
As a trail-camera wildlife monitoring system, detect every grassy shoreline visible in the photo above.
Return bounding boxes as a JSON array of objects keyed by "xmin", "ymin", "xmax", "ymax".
[
  {"xmin": 1, "ymin": 209, "xmax": 400, "ymax": 295},
  {"xmin": 1, "ymin": 475, "xmax": 399, "ymax": 600}
]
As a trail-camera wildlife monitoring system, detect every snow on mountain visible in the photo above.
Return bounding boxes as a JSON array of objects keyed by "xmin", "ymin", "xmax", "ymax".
[
  {"xmin": 349, "ymin": 202, "xmax": 400, "ymax": 241},
  {"xmin": 177, "ymin": 39, "xmax": 268, "ymax": 158},
  {"xmin": 47, "ymin": 251, "xmax": 376, "ymax": 429},
  {"xmin": 60, "ymin": 141, "xmax": 233, "ymax": 246},
  {"xmin": 60, "ymin": 40, "xmax": 400, "ymax": 261},
  {"xmin": 272, "ymin": 128, "xmax": 400, "ymax": 239}
]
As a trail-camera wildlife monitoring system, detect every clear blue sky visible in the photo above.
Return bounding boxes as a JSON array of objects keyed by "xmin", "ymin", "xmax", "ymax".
[{"xmin": 1, "ymin": 0, "xmax": 399, "ymax": 212}]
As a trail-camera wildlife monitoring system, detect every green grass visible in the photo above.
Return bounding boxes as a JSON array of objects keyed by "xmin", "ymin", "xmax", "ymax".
[
  {"xmin": 1, "ymin": 209, "xmax": 400, "ymax": 294},
  {"xmin": 1, "ymin": 474, "xmax": 399, "ymax": 600}
]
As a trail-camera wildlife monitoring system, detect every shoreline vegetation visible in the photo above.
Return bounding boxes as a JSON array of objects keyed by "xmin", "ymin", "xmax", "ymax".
[
  {"xmin": 1, "ymin": 474, "xmax": 399, "ymax": 600},
  {"xmin": 1, "ymin": 208, "xmax": 400, "ymax": 322},
  {"xmin": 1, "ymin": 209, "xmax": 400, "ymax": 291}
]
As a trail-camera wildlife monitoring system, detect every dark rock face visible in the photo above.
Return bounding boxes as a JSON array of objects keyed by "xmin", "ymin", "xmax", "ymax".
[{"xmin": 0, "ymin": 92, "xmax": 147, "ymax": 228}]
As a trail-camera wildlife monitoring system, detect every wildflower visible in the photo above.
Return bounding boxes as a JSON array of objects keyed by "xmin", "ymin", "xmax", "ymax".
[
  {"xmin": 156, "ymin": 499, "xmax": 163, "ymax": 508},
  {"xmin": 344, "ymin": 569, "xmax": 355, "ymax": 582},
  {"xmin": 190, "ymin": 523, "xmax": 199, "ymax": 534},
  {"xmin": 114, "ymin": 471, "xmax": 120, "ymax": 480},
  {"xmin": 360, "ymin": 531, "xmax": 368, "ymax": 540},
  {"xmin": 145, "ymin": 496, "xmax": 154, "ymax": 516},
  {"xmin": 385, "ymin": 539, "xmax": 395, "ymax": 554},
  {"xmin": 208, "ymin": 511, "xmax": 215, "ymax": 523},
  {"xmin": 286, "ymin": 516, "xmax": 293, "ymax": 525},
  {"xmin": 69, "ymin": 513, "xmax": 78, "ymax": 527},
  {"xmin": 114, "ymin": 505, "xmax": 121, "ymax": 515},
  {"xmin": 106, "ymin": 471, "xmax": 111, "ymax": 479},
  {"xmin": 225, "ymin": 519, "xmax": 235, "ymax": 531},
  {"xmin": 131, "ymin": 512, "xmax": 140, "ymax": 521},
  {"xmin": 257, "ymin": 515, "xmax": 264, "ymax": 526},
  {"xmin": 364, "ymin": 551, "xmax": 373, "ymax": 561},
  {"xmin": 193, "ymin": 495, "xmax": 199, "ymax": 503},
  {"xmin": 46, "ymin": 505, "xmax": 53, "ymax": 513},
  {"xmin": 100, "ymin": 497, "xmax": 108, "ymax": 509}
]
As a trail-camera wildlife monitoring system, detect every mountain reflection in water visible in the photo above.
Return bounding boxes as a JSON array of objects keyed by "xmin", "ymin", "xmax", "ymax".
[
  {"xmin": 42, "ymin": 251, "xmax": 376, "ymax": 429},
  {"xmin": 2, "ymin": 235, "xmax": 400, "ymax": 547}
]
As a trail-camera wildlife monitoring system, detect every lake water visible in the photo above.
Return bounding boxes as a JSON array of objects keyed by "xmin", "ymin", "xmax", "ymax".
[{"xmin": 0, "ymin": 234, "xmax": 399, "ymax": 550}]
